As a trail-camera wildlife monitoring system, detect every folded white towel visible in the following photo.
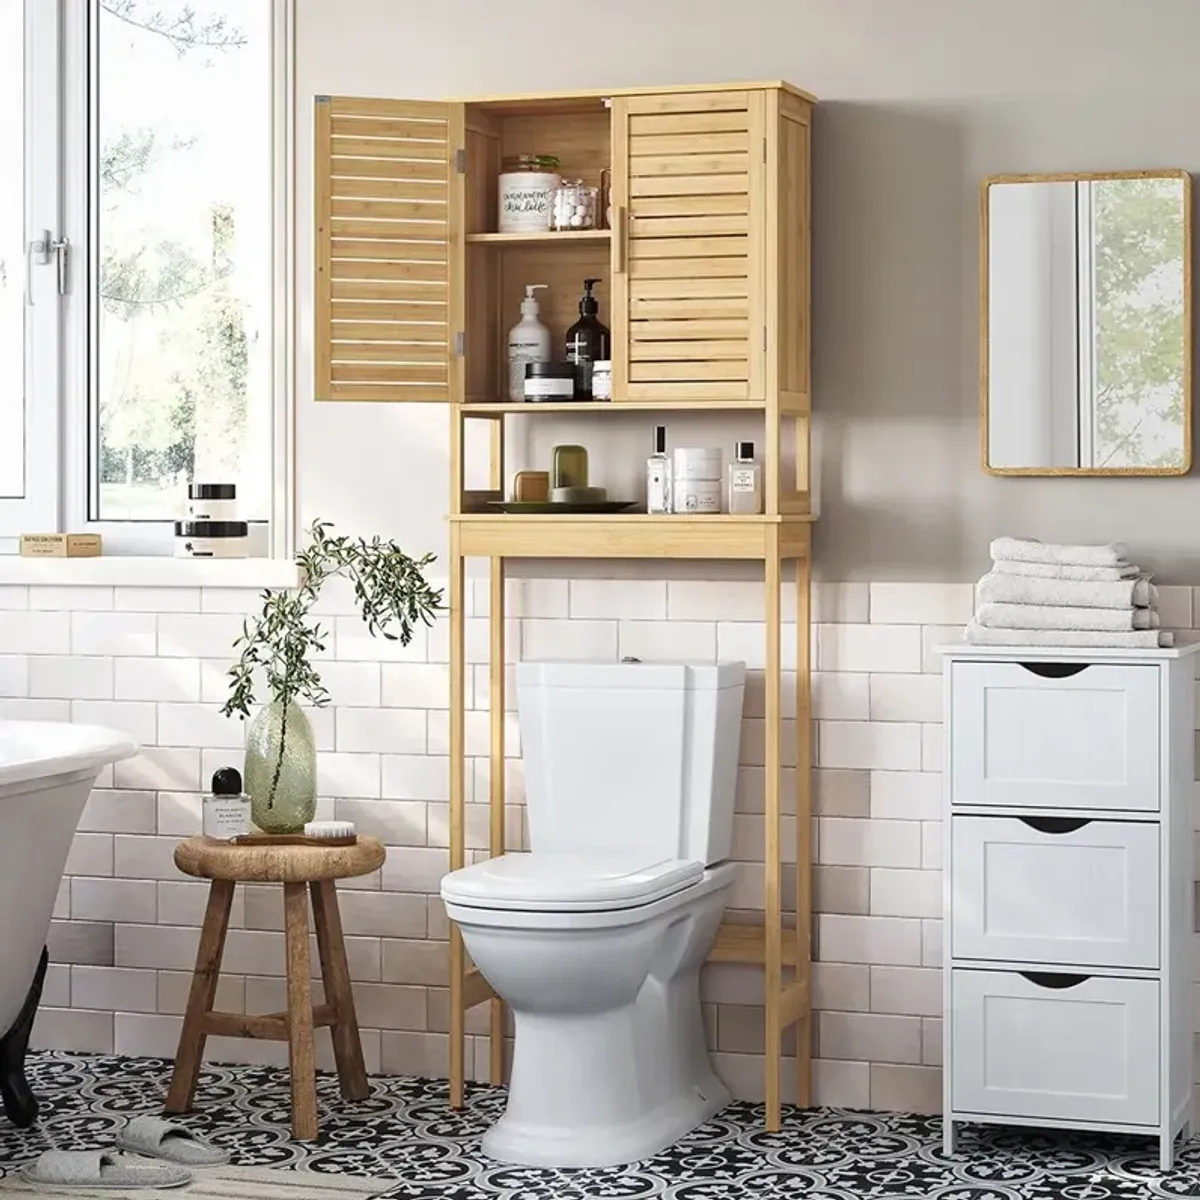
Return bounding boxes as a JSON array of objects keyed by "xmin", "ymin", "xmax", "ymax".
[
  {"xmin": 990, "ymin": 537, "xmax": 1131, "ymax": 567},
  {"xmin": 976, "ymin": 602, "xmax": 1160, "ymax": 632},
  {"xmin": 993, "ymin": 560, "xmax": 1138, "ymax": 582},
  {"xmin": 964, "ymin": 620, "xmax": 1173, "ymax": 649},
  {"xmin": 977, "ymin": 572, "xmax": 1156, "ymax": 610}
]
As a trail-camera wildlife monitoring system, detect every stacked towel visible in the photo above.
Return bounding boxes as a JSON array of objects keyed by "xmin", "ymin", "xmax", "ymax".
[{"xmin": 966, "ymin": 538, "xmax": 1174, "ymax": 649}]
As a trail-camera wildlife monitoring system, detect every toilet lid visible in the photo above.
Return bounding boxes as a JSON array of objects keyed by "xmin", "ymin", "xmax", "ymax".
[{"xmin": 441, "ymin": 853, "xmax": 705, "ymax": 912}]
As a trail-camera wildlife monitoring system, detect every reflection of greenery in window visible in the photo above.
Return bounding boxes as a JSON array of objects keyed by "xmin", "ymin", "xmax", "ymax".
[
  {"xmin": 96, "ymin": 0, "xmax": 269, "ymax": 520},
  {"xmin": 1092, "ymin": 178, "xmax": 1186, "ymax": 468}
]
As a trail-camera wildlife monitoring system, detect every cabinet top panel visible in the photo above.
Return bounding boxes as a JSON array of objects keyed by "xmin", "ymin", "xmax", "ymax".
[
  {"xmin": 455, "ymin": 80, "xmax": 817, "ymax": 113},
  {"xmin": 938, "ymin": 642, "xmax": 1200, "ymax": 661}
]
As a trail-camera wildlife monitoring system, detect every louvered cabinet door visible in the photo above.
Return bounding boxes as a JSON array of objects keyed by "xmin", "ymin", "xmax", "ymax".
[
  {"xmin": 611, "ymin": 91, "xmax": 766, "ymax": 403},
  {"xmin": 314, "ymin": 97, "xmax": 464, "ymax": 402}
]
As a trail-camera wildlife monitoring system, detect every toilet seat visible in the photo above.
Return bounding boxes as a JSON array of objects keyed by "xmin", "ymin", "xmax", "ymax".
[{"xmin": 442, "ymin": 852, "xmax": 703, "ymax": 912}]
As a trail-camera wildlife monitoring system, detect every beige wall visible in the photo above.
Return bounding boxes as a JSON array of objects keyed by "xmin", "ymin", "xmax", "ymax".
[
  {"xmin": 296, "ymin": 0, "xmax": 1200, "ymax": 582},
  {"xmin": 24, "ymin": 2, "xmax": 1200, "ymax": 1115}
]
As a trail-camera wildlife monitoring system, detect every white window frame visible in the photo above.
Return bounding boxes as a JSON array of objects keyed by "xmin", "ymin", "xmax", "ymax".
[
  {"xmin": 2, "ymin": 0, "xmax": 295, "ymax": 559},
  {"xmin": 0, "ymin": 0, "xmax": 65, "ymax": 539}
]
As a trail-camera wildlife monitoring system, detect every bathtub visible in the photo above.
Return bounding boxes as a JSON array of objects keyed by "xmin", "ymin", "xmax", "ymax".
[{"xmin": 0, "ymin": 721, "xmax": 136, "ymax": 1126}]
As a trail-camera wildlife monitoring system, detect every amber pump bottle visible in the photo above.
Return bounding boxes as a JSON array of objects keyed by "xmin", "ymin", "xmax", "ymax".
[{"xmin": 565, "ymin": 278, "xmax": 610, "ymax": 400}]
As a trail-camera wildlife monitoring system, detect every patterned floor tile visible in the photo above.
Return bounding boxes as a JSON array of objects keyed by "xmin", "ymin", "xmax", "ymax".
[{"xmin": 0, "ymin": 1052, "xmax": 1193, "ymax": 1198}]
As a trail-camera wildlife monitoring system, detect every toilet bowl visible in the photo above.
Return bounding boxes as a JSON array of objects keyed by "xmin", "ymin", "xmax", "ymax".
[
  {"xmin": 444, "ymin": 855, "xmax": 735, "ymax": 1166},
  {"xmin": 441, "ymin": 660, "xmax": 746, "ymax": 1167}
]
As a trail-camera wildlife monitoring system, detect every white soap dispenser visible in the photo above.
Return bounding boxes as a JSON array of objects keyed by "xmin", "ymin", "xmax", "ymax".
[{"xmin": 508, "ymin": 284, "xmax": 550, "ymax": 402}]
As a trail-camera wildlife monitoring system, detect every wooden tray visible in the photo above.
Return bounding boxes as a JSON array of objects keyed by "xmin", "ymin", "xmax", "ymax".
[{"xmin": 486, "ymin": 500, "xmax": 636, "ymax": 514}]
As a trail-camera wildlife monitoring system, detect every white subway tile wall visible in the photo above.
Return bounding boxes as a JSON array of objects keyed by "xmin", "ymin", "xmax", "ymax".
[{"xmin": 13, "ymin": 579, "xmax": 1197, "ymax": 1118}]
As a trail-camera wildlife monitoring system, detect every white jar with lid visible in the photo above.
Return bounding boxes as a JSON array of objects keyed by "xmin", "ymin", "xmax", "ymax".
[
  {"xmin": 672, "ymin": 448, "xmax": 722, "ymax": 513},
  {"xmin": 592, "ymin": 360, "xmax": 612, "ymax": 401},
  {"xmin": 498, "ymin": 155, "xmax": 561, "ymax": 233}
]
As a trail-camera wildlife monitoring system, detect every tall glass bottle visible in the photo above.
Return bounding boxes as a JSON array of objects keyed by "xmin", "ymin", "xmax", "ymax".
[{"xmin": 646, "ymin": 426, "xmax": 671, "ymax": 514}]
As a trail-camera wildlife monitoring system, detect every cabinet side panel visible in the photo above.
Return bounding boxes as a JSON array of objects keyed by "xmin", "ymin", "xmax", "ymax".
[
  {"xmin": 778, "ymin": 112, "xmax": 810, "ymax": 399},
  {"xmin": 1166, "ymin": 657, "xmax": 1196, "ymax": 1128}
]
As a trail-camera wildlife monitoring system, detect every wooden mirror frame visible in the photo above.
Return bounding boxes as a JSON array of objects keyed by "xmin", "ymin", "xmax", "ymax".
[{"xmin": 980, "ymin": 169, "xmax": 1193, "ymax": 477}]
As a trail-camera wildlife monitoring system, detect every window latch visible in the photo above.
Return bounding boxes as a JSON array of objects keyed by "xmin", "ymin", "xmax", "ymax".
[{"xmin": 26, "ymin": 230, "xmax": 70, "ymax": 303}]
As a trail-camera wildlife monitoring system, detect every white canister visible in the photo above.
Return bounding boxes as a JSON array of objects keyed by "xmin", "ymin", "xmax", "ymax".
[
  {"xmin": 186, "ymin": 482, "xmax": 238, "ymax": 521},
  {"xmin": 673, "ymin": 479, "xmax": 722, "ymax": 514},
  {"xmin": 592, "ymin": 360, "xmax": 612, "ymax": 401},
  {"xmin": 498, "ymin": 155, "xmax": 561, "ymax": 234},
  {"xmin": 174, "ymin": 521, "xmax": 249, "ymax": 559},
  {"xmin": 672, "ymin": 447, "xmax": 723, "ymax": 480},
  {"xmin": 672, "ymin": 447, "xmax": 722, "ymax": 513}
]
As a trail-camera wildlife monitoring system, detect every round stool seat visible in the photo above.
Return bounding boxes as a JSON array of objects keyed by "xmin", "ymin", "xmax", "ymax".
[{"xmin": 174, "ymin": 835, "xmax": 385, "ymax": 884}]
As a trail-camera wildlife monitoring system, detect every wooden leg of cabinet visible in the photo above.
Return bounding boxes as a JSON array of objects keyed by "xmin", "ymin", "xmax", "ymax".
[{"xmin": 763, "ymin": 537, "xmax": 783, "ymax": 1130}]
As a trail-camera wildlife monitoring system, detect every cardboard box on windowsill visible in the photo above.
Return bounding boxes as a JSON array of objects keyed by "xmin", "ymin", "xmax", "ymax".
[{"xmin": 19, "ymin": 533, "xmax": 103, "ymax": 558}]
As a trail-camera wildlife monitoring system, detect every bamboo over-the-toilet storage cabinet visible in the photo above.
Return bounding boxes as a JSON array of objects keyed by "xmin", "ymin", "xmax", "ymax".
[{"xmin": 313, "ymin": 81, "xmax": 816, "ymax": 1131}]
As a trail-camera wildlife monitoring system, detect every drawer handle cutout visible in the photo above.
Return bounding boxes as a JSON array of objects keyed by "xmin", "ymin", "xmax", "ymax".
[
  {"xmin": 1017, "ymin": 815, "xmax": 1092, "ymax": 835},
  {"xmin": 1020, "ymin": 971, "xmax": 1090, "ymax": 990},
  {"xmin": 1018, "ymin": 662, "xmax": 1090, "ymax": 679}
]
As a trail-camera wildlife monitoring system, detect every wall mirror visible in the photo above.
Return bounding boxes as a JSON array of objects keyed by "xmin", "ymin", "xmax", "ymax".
[{"xmin": 982, "ymin": 170, "xmax": 1192, "ymax": 475}]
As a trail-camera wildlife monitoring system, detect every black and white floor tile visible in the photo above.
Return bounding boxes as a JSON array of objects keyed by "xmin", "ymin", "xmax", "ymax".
[{"xmin": 0, "ymin": 1052, "xmax": 1198, "ymax": 1198}]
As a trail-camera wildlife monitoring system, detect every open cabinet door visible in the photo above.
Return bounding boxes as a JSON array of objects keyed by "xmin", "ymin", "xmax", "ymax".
[
  {"xmin": 314, "ymin": 97, "xmax": 464, "ymax": 402},
  {"xmin": 610, "ymin": 89, "xmax": 766, "ymax": 403}
]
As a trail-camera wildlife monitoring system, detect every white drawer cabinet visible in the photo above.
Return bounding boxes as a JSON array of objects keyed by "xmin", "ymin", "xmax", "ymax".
[{"xmin": 942, "ymin": 645, "xmax": 1197, "ymax": 1170}]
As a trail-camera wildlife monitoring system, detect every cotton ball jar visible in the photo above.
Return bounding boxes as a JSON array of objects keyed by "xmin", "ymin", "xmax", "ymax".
[{"xmin": 551, "ymin": 182, "xmax": 598, "ymax": 232}]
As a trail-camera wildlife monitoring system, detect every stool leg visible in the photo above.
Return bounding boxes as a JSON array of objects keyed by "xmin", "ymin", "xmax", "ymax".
[
  {"xmin": 166, "ymin": 879, "xmax": 234, "ymax": 1113},
  {"xmin": 283, "ymin": 882, "xmax": 318, "ymax": 1140},
  {"xmin": 311, "ymin": 881, "xmax": 369, "ymax": 1102}
]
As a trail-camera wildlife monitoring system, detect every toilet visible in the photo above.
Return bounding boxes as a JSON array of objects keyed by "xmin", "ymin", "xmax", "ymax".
[{"xmin": 440, "ymin": 659, "xmax": 746, "ymax": 1168}]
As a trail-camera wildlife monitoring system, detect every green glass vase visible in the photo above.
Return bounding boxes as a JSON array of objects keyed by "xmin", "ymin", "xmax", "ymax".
[{"xmin": 244, "ymin": 700, "xmax": 317, "ymax": 834}]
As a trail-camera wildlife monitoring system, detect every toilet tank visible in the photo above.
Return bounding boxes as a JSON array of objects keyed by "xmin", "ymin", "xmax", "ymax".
[{"xmin": 517, "ymin": 660, "xmax": 745, "ymax": 865}]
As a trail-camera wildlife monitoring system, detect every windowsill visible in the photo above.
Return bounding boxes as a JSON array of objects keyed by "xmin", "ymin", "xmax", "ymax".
[{"xmin": 0, "ymin": 555, "xmax": 302, "ymax": 589}]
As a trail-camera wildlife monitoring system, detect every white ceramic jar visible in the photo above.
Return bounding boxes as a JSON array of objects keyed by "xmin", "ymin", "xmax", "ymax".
[
  {"xmin": 174, "ymin": 521, "xmax": 249, "ymax": 558},
  {"xmin": 672, "ymin": 448, "xmax": 723, "ymax": 513},
  {"xmin": 498, "ymin": 155, "xmax": 561, "ymax": 234},
  {"xmin": 186, "ymin": 482, "xmax": 238, "ymax": 521}
]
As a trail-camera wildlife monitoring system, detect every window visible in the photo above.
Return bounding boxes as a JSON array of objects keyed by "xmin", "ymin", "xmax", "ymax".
[
  {"xmin": 2, "ymin": 0, "xmax": 292, "ymax": 553},
  {"xmin": 0, "ymin": 0, "xmax": 23, "ymax": 500}
]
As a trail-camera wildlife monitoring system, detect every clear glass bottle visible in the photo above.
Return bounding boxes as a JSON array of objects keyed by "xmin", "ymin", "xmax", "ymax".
[
  {"xmin": 646, "ymin": 426, "xmax": 671, "ymax": 514},
  {"xmin": 727, "ymin": 441, "xmax": 763, "ymax": 515}
]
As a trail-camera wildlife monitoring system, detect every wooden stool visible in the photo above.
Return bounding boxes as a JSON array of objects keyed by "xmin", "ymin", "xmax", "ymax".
[{"xmin": 166, "ymin": 835, "xmax": 386, "ymax": 1140}]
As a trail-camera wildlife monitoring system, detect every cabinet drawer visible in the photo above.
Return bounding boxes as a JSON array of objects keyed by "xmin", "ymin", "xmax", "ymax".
[
  {"xmin": 951, "ymin": 816, "xmax": 1159, "ymax": 968},
  {"xmin": 950, "ymin": 662, "xmax": 1160, "ymax": 811},
  {"xmin": 950, "ymin": 969, "xmax": 1159, "ymax": 1126}
]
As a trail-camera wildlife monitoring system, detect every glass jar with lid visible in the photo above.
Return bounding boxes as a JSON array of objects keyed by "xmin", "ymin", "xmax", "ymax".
[
  {"xmin": 498, "ymin": 154, "xmax": 561, "ymax": 233},
  {"xmin": 550, "ymin": 181, "xmax": 599, "ymax": 231}
]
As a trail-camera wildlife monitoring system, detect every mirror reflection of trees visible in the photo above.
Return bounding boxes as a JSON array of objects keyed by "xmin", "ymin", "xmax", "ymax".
[{"xmin": 1092, "ymin": 178, "xmax": 1187, "ymax": 469}]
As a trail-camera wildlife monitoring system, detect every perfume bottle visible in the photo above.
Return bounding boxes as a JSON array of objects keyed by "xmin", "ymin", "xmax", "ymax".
[
  {"xmin": 727, "ymin": 441, "xmax": 763, "ymax": 515},
  {"xmin": 646, "ymin": 426, "xmax": 671, "ymax": 514},
  {"xmin": 203, "ymin": 766, "xmax": 251, "ymax": 841}
]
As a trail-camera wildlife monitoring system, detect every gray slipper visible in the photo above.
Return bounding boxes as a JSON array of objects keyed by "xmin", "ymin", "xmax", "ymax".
[
  {"xmin": 115, "ymin": 1115, "xmax": 230, "ymax": 1166},
  {"xmin": 20, "ymin": 1149, "xmax": 192, "ymax": 1189}
]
